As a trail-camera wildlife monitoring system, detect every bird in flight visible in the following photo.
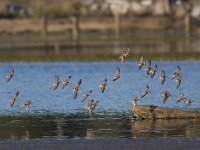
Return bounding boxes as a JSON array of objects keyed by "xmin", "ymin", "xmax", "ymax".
[
  {"xmin": 172, "ymin": 66, "xmax": 181, "ymax": 79},
  {"xmin": 119, "ymin": 48, "xmax": 131, "ymax": 64},
  {"xmin": 137, "ymin": 56, "xmax": 145, "ymax": 70},
  {"xmin": 82, "ymin": 90, "xmax": 92, "ymax": 102},
  {"xmin": 10, "ymin": 91, "xmax": 19, "ymax": 107},
  {"xmin": 73, "ymin": 79, "xmax": 82, "ymax": 99},
  {"xmin": 53, "ymin": 75, "xmax": 60, "ymax": 91},
  {"xmin": 141, "ymin": 85, "xmax": 150, "ymax": 98},
  {"xmin": 99, "ymin": 78, "xmax": 107, "ymax": 93},
  {"xmin": 159, "ymin": 70, "xmax": 166, "ymax": 85},
  {"xmin": 21, "ymin": 101, "xmax": 32, "ymax": 110},
  {"xmin": 62, "ymin": 75, "xmax": 71, "ymax": 89},
  {"xmin": 160, "ymin": 90, "xmax": 171, "ymax": 104},
  {"xmin": 86, "ymin": 100, "xmax": 99, "ymax": 114},
  {"xmin": 7, "ymin": 69, "xmax": 14, "ymax": 82},
  {"xmin": 113, "ymin": 67, "xmax": 120, "ymax": 81}
]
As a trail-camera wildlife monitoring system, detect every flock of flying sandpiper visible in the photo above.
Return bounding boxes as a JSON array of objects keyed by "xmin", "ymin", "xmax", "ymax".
[{"xmin": 6, "ymin": 48, "xmax": 193, "ymax": 113}]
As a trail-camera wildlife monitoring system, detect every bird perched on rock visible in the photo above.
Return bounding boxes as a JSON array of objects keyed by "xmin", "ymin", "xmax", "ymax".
[
  {"xmin": 53, "ymin": 75, "xmax": 60, "ymax": 91},
  {"xmin": 137, "ymin": 56, "xmax": 145, "ymax": 70},
  {"xmin": 62, "ymin": 75, "xmax": 71, "ymax": 89},
  {"xmin": 160, "ymin": 90, "xmax": 171, "ymax": 104},
  {"xmin": 175, "ymin": 75, "xmax": 182, "ymax": 89},
  {"xmin": 144, "ymin": 60, "xmax": 151, "ymax": 75},
  {"xmin": 176, "ymin": 92, "xmax": 186, "ymax": 103},
  {"xmin": 99, "ymin": 78, "xmax": 107, "ymax": 93},
  {"xmin": 7, "ymin": 69, "xmax": 14, "ymax": 82},
  {"xmin": 86, "ymin": 100, "xmax": 99, "ymax": 114},
  {"xmin": 150, "ymin": 65, "xmax": 157, "ymax": 79},
  {"xmin": 82, "ymin": 90, "xmax": 92, "ymax": 102},
  {"xmin": 119, "ymin": 48, "xmax": 131, "ymax": 64},
  {"xmin": 130, "ymin": 96, "xmax": 138, "ymax": 107},
  {"xmin": 172, "ymin": 66, "xmax": 181, "ymax": 79},
  {"xmin": 73, "ymin": 79, "xmax": 82, "ymax": 99},
  {"xmin": 113, "ymin": 67, "xmax": 120, "ymax": 81},
  {"xmin": 159, "ymin": 70, "xmax": 166, "ymax": 85},
  {"xmin": 10, "ymin": 91, "xmax": 19, "ymax": 107},
  {"xmin": 21, "ymin": 101, "xmax": 32, "ymax": 110},
  {"xmin": 184, "ymin": 99, "xmax": 192, "ymax": 108},
  {"xmin": 141, "ymin": 85, "xmax": 150, "ymax": 98}
]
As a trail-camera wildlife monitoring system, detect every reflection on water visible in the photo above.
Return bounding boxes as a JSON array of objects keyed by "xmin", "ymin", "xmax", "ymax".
[
  {"xmin": 0, "ymin": 113, "xmax": 200, "ymax": 140},
  {"xmin": 0, "ymin": 31, "xmax": 200, "ymax": 55},
  {"xmin": 130, "ymin": 119, "xmax": 200, "ymax": 138}
]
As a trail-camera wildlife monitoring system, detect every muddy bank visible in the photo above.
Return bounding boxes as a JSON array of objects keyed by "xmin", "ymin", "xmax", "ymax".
[
  {"xmin": 0, "ymin": 138, "xmax": 200, "ymax": 150},
  {"xmin": 131, "ymin": 105, "xmax": 200, "ymax": 119}
]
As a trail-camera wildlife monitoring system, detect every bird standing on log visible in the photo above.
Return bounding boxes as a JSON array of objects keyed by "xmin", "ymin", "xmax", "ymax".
[{"xmin": 130, "ymin": 96, "xmax": 138, "ymax": 107}]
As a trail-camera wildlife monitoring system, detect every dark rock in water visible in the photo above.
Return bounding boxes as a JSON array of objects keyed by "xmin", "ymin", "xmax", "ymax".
[{"xmin": 131, "ymin": 105, "xmax": 200, "ymax": 119}]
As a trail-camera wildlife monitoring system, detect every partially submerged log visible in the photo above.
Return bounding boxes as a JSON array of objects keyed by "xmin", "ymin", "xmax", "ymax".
[{"xmin": 131, "ymin": 105, "xmax": 200, "ymax": 119}]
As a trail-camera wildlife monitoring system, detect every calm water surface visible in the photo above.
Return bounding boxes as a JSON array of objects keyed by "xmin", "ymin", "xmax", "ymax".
[{"xmin": 0, "ymin": 61, "xmax": 199, "ymax": 140}]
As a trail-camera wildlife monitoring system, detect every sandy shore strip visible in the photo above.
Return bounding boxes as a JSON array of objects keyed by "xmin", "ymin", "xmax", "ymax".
[{"xmin": 0, "ymin": 138, "xmax": 200, "ymax": 150}]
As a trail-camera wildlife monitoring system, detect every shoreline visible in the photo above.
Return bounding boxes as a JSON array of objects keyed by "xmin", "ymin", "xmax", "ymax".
[{"xmin": 0, "ymin": 138, "xmax": 200, "ymax": 150}]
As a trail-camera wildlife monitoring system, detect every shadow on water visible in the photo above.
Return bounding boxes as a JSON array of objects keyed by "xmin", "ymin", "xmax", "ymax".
[
  {"xmin": 0, "ymin": 111, "xmax": 200, "ymax": 140},
  {"xmin": 0, "ymin": 31, "xmax": 200, "ymax": 61}
]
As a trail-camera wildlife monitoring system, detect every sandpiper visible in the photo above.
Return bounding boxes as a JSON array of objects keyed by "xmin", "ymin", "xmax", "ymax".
[
  {"xmin": 175, "ymin": 75, "xmax": 182, "ymax": 89},
  {"xmin": 150, "ymin": 65, "xmax": 157, "ymax": 79},
  {"xmin": 141, "ymin": 85, "xmax": 150, "ymax": 98},
  {"xmin": 99, "ymin": 78, "xmax": 107, "ymax": 93},
  {"xmin": 53, "ymin": 75, "xmax": 60, "ymax": 91},
  {"xmin": 119, "ymin": 48, "xmax": 131, "ymax": 64},
  {"xmin": 82, "ymin": 90, "xmax": 92, "ymax": 102},
  {"xmin": 160, "ymin": 90, "xmax": 171, "ymax": 104},
  {"xmin": 137, "ymin": 56, "xmax": 145, "ymax": 70},
  {"xmin": 7, "ymin": 69, "xmax": 14, "ymax": 82},
  {"xmin": 62, "ymin": 75, "xmax": 71, "ymax": 89},
  {"xmin": 86, "ymin": 100, "xmax": 99, "ymax": 114},
  {"xmin": 9, "ymin": 91, "xmax": 19, "ymax": 107},
  {"xmin": 159, "ymin": 70, "xmax": 166, "ymax": 85},
  {"xmin": 130, "ymin": 96, "xmax": 138, "ymax": 107},
  {"xmin": 144, "ymin": 60, "xmax": 151, "ymax": 75},
  {"xmin": 176, "ymin": 92, "xmax": 186, "ymax": 103},
  {"xmin": 184, "ymin": 99, "xmax": 192, "ymax": 108},
  {"xmin": 113, "ymin": 67, "xmax": 120, "ymax": 81},
  {"xmin": 22, "ymin": 101, "xmax": 32, "ymax": 110},
  {"xmin": 73, "ymin": 79, "xmax": 82, "ymax": 99},
  {"xmin": 172, "ymin": 66, "xmax": 181, "ymax": 79}
]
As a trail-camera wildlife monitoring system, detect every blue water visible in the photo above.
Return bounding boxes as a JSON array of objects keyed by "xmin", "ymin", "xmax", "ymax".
[
  {"xmin": 0, "ymin": 61, "xmax": 199, "ymax": 114},
  {"xmin": 0, "ymin": 61, "xmax": 199, "ymax": 140}
]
